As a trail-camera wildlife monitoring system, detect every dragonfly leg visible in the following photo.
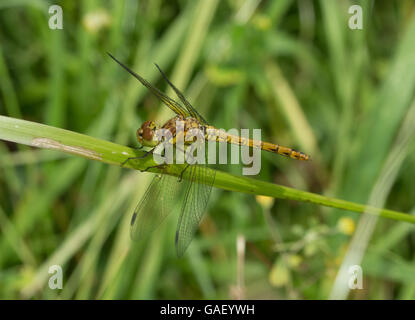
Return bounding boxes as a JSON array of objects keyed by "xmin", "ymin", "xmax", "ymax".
[
  {"xmin": 141, "ymin": 164, "xmax": 166, "ymax": 172},
  {"xmin": 178, "ymin": 164, "xmax": 190, "ymax": 182},
  {"xmin": 125, "ymin": 145, "xmax": 144, "ymax": 154},
  {"xmin": 175, "ymin": 144, "xmax": 195, "ymax": 182},
  {"xmin": 121, "ymin": 147, "xmax": 155, "ymax": 167}
]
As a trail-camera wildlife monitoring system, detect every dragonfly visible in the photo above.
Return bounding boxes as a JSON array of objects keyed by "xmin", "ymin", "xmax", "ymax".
[{"xmin": 108, "ymin": 53, "xmax": 310, "ymax": 257}]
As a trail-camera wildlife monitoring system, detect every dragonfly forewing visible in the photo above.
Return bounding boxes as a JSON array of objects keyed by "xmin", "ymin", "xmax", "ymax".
[
  {"xmin": 130, "ymin": 173, "xmax": 183, "ymax": 241},
  {"xmin": 107, "ymin": 53, "xmax": 189, "ymax": 118},
  {"xmin": 154, "ymin": 63, "xmax": 209, "ymax": 125}
]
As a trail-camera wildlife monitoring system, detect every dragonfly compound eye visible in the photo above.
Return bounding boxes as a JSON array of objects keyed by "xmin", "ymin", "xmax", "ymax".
[{"xmin": 142, "ymin": 126, "xmax": 154, "ymax": 141}]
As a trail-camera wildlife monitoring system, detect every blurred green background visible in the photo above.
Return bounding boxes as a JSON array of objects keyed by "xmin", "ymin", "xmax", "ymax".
[{"xmin": 1, "ymin": 0, "xmax": 415, "ymax": 299}]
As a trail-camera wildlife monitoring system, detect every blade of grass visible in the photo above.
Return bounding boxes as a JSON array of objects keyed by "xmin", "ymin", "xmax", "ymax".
[
  {"xmin": 342, "ymin": 15, "xmax": 415, "ymax": 201},
  {"xmin": 264, "ymin": 60, "xmax": 319, "ymax": 158},
  {"xmin": 330, "ymin": 98, "xmax": 415, "ymax": 299},
  {"xmin": 0, "ymin": 205, "xmax": 36, "ymax": 266},
  {"xmin": 0, "ymin": 45, "xmax": 21, "ymax": 118},
  {"xmin": 1, "ymin": 115, "xmax": 415, "ymax": 225},
  {"xmin": 20, "ymin": 172, "xmax": 137, "ymax": 298}
]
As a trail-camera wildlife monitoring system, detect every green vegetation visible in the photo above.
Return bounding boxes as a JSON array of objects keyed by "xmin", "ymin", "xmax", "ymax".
[{"xmin": 0, "ymin": 0, "xmax": 415, "ymax": 299}]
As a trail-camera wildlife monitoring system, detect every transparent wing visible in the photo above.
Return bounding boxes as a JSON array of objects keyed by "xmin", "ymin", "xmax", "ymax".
[
  {"xmin": 155, "ymin": 63, "xmax": 210, "ymax": 125},
  {"xmin": 130, "ymin": 174, "xmax": 183, "ymax": 241},
  {"xmin": 108, "ymin": 53, "xmax": 189, "ymax": 118},
  {"xmin": 175, "ymin": 163, "xmax": 216, "ymax": 257}
]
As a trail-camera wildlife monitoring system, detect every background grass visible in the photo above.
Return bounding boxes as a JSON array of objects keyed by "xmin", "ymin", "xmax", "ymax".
[{"xmin": 0, "ymin": 0, "xmax": 415, "ymax": 299}]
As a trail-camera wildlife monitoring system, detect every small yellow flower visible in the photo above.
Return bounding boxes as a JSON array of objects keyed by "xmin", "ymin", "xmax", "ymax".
[
  {"xmin": 83, "ymin": 9, "xmax": 111, "ymax": 34},
  {"xmin": 286, "ymin": 254, "xmax": 302, "ymax": 268},
  {"xmin": 252, "ymin": 14, "xmax": 272, "ymax": 31},
  {"xmin": 255, "ymin": 195, "xmax": 275, "ymax": 210},
  {"xmin": 269, "ymin": 259, "xmax": 290, "ymax": 287},
  {"xmin": 337, "ymin": 217, "xmax": 355, "ymax": 235}
]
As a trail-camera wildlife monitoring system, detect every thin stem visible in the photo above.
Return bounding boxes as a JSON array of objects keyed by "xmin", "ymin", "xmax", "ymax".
[{"xmin": 1, "ymin": 115, "xmax": 414, "ymax": 224}]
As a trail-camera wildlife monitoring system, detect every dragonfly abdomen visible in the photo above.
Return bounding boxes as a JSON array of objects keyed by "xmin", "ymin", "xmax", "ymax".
[
  {"xmin": 204, "ymin": 127, "xmax": 309, "ymax": 161},
  {"xmin": 262, "ymin": 142, "xmax": 309, "ymax": 160}
]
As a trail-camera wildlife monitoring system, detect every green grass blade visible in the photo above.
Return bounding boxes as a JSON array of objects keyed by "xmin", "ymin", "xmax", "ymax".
[{"xmin": 1, "ymin": 115, "xmax": 414, "ymax": 225}]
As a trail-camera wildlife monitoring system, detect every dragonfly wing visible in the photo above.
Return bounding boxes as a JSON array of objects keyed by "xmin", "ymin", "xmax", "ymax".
[
  {"xmin": 130, "ymin": 174, "xmax": 183, "ymax": 241},
  {"xmin": 175, "ymin": 163, "xmax": 216, "ymax": 257},
  {"xmin": 108, "ymin": 53, "xmax": 189, "ymax": 118},
  {"xmin": 155, "ymin": 63, "xmax": 209, "ymax": 125}
]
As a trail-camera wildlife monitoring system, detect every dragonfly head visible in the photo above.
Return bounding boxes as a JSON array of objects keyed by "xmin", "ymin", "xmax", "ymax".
[{"xmin": 137, "ymin": 120, "xmax": 160, "ymax": 147}]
